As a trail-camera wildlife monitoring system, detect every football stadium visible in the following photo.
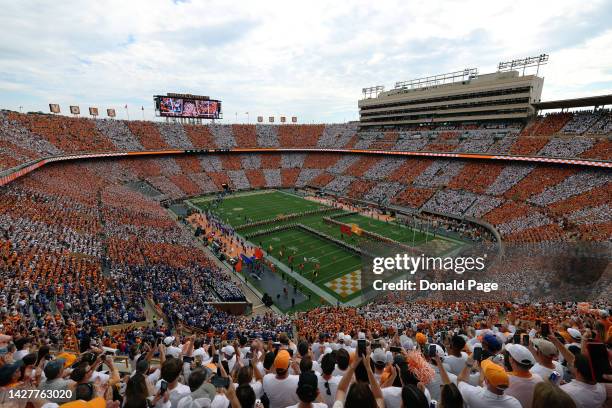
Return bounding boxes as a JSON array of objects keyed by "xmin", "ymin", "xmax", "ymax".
[{"xmin": 0, "ymin": 2, "xmax": 611, "ymax": 408}]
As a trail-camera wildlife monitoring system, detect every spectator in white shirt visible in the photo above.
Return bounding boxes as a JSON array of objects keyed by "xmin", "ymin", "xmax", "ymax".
[
  {"xmin": 262, "ymin": 350, "xmax": 300, "ymax": 408},
  {"xmin": 154, "ymin": 358, "xmax": 191, "ymax": 408},
  {"xmin": 333, "ymin": 352, "xmax": 384, "ymax": 408},
  {"xmin": 164, "ymin": 337, "xmax": 182, "ymax": 359},
  {"xmin": 332, "ymin": 349, "xmax": 350, "ymax": 377},
  {"xmin": 318, "ymin": 353, "xmax": 340, "ymax": 407},
  {"xmin": 445, "ymin": 335, "xmax": 468, "ymax": 375},
  {"xmin": 505, "ymin": 344, "xmax": 543, "ymax": 408},
  {"xmin": 561, "ymin": 353, "xmax": 606, "ymax": 408},
  {"xmin": 286, "ymin": 371, "xmax": 327, "ymax": 408},
  {"xmin": 456, "ymin": 357, "xmax": 522, "ymax": 408},
  {"xmin": 13, "ymin": 337, "xmax": 30, "ymax": 361},
  {"xmin": 530, "ymin": 339, "xmax": 563, "ymax": 380}
]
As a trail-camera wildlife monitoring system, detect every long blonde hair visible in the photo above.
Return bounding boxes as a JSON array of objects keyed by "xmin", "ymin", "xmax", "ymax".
[{"xmin": 532, "ymin": 382, "xmax": 576, "ymax": 408}]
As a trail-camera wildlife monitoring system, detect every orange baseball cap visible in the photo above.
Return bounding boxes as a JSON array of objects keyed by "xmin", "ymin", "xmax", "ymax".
[
  {"xmin": 273, "ymin": 350, "xmax": 291, "ymax": 371},
  {"xmin": 415, "ymin": 333, "xmax": 427, "ymax": 345},
  {"xmin": 481, "ymin": 359, "xmax": 509, "ymax": 389}
]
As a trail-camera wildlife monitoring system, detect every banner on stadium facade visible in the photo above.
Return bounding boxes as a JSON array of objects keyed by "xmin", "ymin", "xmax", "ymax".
[
  {"xmin": 107, "ymin": 108, "xmax": 116, "ymax": 118},
  {"xmin": 89, "ymin": 107, "xmax": 99, "ymax": 116},
  {"xmin": 257, "ymin": 116, "xmax": 263, "ymax": 123},
  {"xmin": 49, "ymin": 104, "xmax": 60, "ymax": 114},
  {"xmin": 280, "ymin": 116, "xmax": 286, "ymax": 123},
  {"xmin": 269, "ymin": 116, "xmax": 274, "ymax": 123},
  {"xmin": 69, "ymin": 105, "xmax": 80, "ymax": 115},
  {"xmin": 291, "ymin": 116, "xmax": 297, "ymax": 123},
  {"xmin": 351, "ymin": 223, "xmax": 363, "ymax": 236}
]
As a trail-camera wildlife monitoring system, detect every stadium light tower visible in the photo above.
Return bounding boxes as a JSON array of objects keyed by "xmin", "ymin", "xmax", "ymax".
[
  {"xmin": 498, "ymin": 54, "xmax": 549, "ymax": 76},
  {"xmin": 362, "ymin": 85, "xmax": 385, "ymax": 99}
]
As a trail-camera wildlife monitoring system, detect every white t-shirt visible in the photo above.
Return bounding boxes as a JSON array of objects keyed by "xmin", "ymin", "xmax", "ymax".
[
  {"xmin": 317, "ymin": 375, "xmax": 341, "ymax": 407},
  {"xmin": 13, "ymin": 349, "xmax": 30, "ymax": 361},
  {"xmin": 262, "ymin": 373, "xmax": 300, "ymax": 408},
  {"xmin": 506, "ymin": 373, "xmax": 543, "ymax": 408},
  {"xmin": 457, "ymin": 382, "xmax": 522, "ymax": 408},
  {"xmin": 444, "ymin": 353, "xmax": 468, "ymax": 375},
  {"xmin": 169, "ymin": 346, "xmax": 184, "ymax": 359},
  {"xmin": 233, "ymin": 380, "xmax": 263, "ymax": 398},
  {"xmin": 561, "ymin": 380, "xmax": 606, "ymax": 408},
  {"xmin": 427, "ymin": 364, "xmax": 458, "ymax": 402},
  {"xmin": 531, "ymin": 361, "xmax": 563, "ymax": 381},
  {"xmin": 154, "ymin": 381, "xmax": 191, "ymax": 408},
  {"xmin": 331, "ymin": 367, "xmax": 347, "ymax": 377},
  {"xmin": 383, "ymin": 386, "xmax": 431, "ymax": 407},
  {"xmin": 286, "ymin": 403, "xmax": 327, "ymax": 408}
]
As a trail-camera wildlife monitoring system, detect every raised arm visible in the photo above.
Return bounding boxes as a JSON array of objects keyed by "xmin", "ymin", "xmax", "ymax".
[
  {"xmin": 336, "ymin": 356, "xmax": 360, "ymax": 402},
  {"xmin": 434, "ymin": 355, "xmax": 452, "ymax": 385}
]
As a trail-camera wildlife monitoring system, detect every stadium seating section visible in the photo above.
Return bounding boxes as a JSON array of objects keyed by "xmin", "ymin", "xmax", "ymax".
[{"xmin": 1, "ymin": 110, "xmax": 610, "ymax": 338}]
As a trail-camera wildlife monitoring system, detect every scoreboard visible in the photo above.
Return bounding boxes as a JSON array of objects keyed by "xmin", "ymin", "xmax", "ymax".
[{"xmin": 154, "ymin": 93, "xmax": 221, "ymax": 119}]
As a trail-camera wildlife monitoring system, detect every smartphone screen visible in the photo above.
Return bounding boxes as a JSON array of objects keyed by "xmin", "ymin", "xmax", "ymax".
[
  {"xmin": 358, "ymin": 339, "xmax": 366, "ymax": 357},
  {"xmin": 521, "ymin": 334, "xmax": 530, "ymax": 347},
  {"xmin": 541, "ymin": 323, "xmax": 550, "ymax": 337},
  {"xmin": 390, "ymin": 346, "xmax": 402, "ymax": 353},
  {"xmin": 211, "ymin": 375, "xmax": 230, "ymax": 388},
  {"xmin": 160, "ymin": 380, "xmax": 168, "ymax": 394},
  {"xmin": 513, "ymin": 333, "xmax": 521, "ymax": 344},
  {"xmin": 473, "ymin": 346, "xmax": 482, "ymax": 362},
  {"xmin": 428, "ymin": 344, "xmax": 437, "ymax": 358}
]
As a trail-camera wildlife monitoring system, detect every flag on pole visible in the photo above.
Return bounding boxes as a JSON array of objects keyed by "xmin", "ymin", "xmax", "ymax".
[
  {"xmin": 254, "ymin": 247, "xmax": 263, "ymax": 260},
  {"xmin": 235, "ymin": 258, "xmax": 242, "ymax": 272},
  {"xmin": 340, "ymin": 224, "xmax": 352, "ymax": 235},
  {"xmin": 351, "ymin": 224, "xmax": 363, "ymax": 236}
]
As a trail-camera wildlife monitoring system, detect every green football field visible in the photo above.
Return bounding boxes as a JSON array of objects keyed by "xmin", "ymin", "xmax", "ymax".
[{"xmin": 189, "ymin": 190, "xmax": 462, "ymax": 302}]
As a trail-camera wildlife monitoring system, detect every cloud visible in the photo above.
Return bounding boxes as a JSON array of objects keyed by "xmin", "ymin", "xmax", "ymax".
[{"xmin": 0, "ymin": 0, "xmax": 610, "ymax": 122}]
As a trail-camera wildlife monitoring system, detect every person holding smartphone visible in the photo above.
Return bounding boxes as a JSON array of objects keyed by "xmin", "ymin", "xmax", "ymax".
[
  {"xmin": 505, "ymin": 344, "xmax": 543, "ymax": 408},
  {"xmin": 530, "ymin": 339, "xmax": 563, "ymax": 381}
]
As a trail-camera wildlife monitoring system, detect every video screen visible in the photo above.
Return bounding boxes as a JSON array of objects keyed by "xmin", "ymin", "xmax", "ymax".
[{"xmin": 158, "ymin": 97, "xmax": 220, "ymax": 119}]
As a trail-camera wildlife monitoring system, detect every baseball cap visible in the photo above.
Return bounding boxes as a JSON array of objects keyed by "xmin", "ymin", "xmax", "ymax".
[
  {"xmin": 0, "ymin": 360, "xmax": 23, "ymax": 386},
  {"xmin": 44, "ymin": 358, "xmax": 67, "ymax": 379},
  {"xmin": 481, "ymin": 359, "xmax": 509, "ymax": 389},
  {"xmin": 221, "ymin": 345, "xmax": 235, "ymax": 356},
  {"xmin": 433, "ymin": 344, "xmax": 446, "ymax": 358},
  {"xmin": 505, "ymin": 344, "xmax": 535, "ymax": 366},
  {"xmin": 567, "ymin": 328, "xmax": 581, "ymax": 340},
  {"xmin": 415, "ymin": 333, "xmax": 427, "ymax": 345},
  {"xmin": 483, "ymin": 334, "xmax": 502, "ymax": 352},
  {"xmin": 164, "ymin": 336, "xmax": 176, "ymax": 346},
  {"xmin": 533, "ymin": 339, "xmax": 557, "ymax": 358},
  {"xmin": 372, "ymin": 348, "xmax": 387, "ymax": 365},
  {"xmin": 274, "ymin": 350, "xmax": 291, "ymax": 371},
  {"xmin": 399, "ymin": 335, "xmax": 414, "ymax": 350}
]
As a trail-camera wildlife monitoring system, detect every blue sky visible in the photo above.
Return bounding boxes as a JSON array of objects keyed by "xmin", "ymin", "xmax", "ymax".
[{"xmin": 0, "ymin": 0, "xmax": 611, "ymax": 123}]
